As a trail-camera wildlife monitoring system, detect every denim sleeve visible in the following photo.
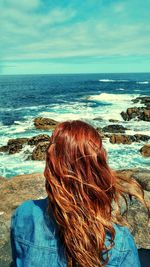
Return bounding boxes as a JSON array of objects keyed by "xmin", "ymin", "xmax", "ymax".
[{"xmin": 119, "ymin": 228, "xmax": 141, "ymax": 267}]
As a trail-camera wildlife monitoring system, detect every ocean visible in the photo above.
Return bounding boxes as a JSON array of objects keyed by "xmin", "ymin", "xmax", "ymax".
[{"xmin": 0, "ymin": 73, "xmax": 150, "ymax": 178}]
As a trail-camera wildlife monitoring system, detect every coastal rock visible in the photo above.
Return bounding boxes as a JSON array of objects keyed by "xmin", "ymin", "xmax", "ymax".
[
  {"xmin": 7, "ymin": 138, "xmax": 29, "ymax": 154},
  {"xmin": 140, "ymin": 144, "xmax": 150, "ymax": 157},
  {"xmin": 132, "ymin": 96, "xmax": 150, "ymax": 108},
  {"xmin": 32, "ymin": 142, "xmax": 50, "ymax": 160},
  {"xmin": 0, "ymin": 135, "xmax": 51, "ymax": 156},
  {"xmin": 0, "ymin": 173, "xmax": 46, "ymax": 267},
  {"xmin": 121, "ymin": 106, "xmax": 150, "ymax": 121},
  {"xmin": 109, "ymin": 119, "xmax": 119, "ymax": 123},
  {"xmin": 110, "ymin": 134, "xmax": 135, "ymax": 144},
  {"xmin": 28, "ymin": 134, "xmax": 50, "ymax": 146},
  {"xmin": 110, "ymin": 134, "xmax": 150, "ymax": 144},
  {"xmin": 93, "ymin": 117, "xmax": 103, "ymax": 121},
  {"xmin": 34, "ymin": 117, "xmax": 58, "ymax": 130},
  {"xmin": 102, "ymin": 124, "xmax": 127, "ymax": 133}
]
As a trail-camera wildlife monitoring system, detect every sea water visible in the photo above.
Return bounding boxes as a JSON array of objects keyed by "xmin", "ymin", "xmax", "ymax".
[{"xmin": 0, "ymin": 73, "xmax": 150, "ymax": 178}]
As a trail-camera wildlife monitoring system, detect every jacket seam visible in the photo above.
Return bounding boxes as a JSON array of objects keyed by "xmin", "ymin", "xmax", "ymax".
[{"xmin": 13, "ymin": 236, "xmax": 59, "ymax": 252}]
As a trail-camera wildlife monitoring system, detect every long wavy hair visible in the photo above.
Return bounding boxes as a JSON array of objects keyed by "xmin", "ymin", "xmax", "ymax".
[{"xmin": 44, "ymin": 120, "xmax": 147, "ymax": 267}]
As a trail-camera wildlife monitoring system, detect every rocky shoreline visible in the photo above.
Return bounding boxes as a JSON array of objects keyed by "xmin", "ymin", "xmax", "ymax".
[
  {"xmin": 0, "ymin": 169, "xmax": 150, "ymax": 266},
  {"xmin": 0, "ymin": 96, "xmax": 150, "ymax": 266}
]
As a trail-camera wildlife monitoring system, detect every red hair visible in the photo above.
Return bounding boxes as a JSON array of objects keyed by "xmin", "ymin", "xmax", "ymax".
[{"xmin": 44, "ymin": 120, "xmax": 146, "ymax": 267}]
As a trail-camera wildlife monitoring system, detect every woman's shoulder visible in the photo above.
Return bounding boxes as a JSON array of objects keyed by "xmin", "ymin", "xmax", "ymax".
[
  {"xmin": 106, "ymin": 224, "xmax": 141, "ymax": 266},
  {"xmin": 11, "ymin": 198, "xmax": 48, "ymax": 224}
]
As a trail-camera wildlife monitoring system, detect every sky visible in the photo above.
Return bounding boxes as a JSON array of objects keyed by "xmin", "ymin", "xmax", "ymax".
[{"xmin": 0, "ymin": 0, "xmax": 150, "ymax": 74}]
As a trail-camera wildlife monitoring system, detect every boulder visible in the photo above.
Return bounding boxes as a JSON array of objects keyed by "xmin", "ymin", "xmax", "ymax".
[
  {"xmin": 140, "ymin": 144, "xmax": 150, "ymax": 157},
  {"xmin": 7, "ymin": 138, "xmax": 29, "ymax": 154},
  {"xmin": 132, "ymin": 96, "xmax": 150, "ymax": 108},
  {"xmin": 121, "ymin": 106, "xmax": 150, "ymax": 121},
  {"xmin": 110, "ymin": 134, "xmax": 136, "ymax": 144},
  {"xmin": 28, "ymin": 134, "xmax": 50, "ymax": 146},
  {"xmin": 34, "ymin": 117, "xmax": 58, "ymax": 130},
  {"xmin": 0, "ymin": 173, "xmax": 46, "ymax": 266},
  {"xmin": 32, "ymin": 142, "xmax": 50, "ymax": 160},
  {"xmin": 102, "ymin": 124, "xmax": 127, "ymax": 133},
  {"xmin": 0, "ymin": 135, "xmax": 51, "ymax": 156}
]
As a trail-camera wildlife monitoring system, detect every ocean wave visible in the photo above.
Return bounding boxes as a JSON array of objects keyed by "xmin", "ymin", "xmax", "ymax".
[
  {"xmin": 136, "ymin": 81, "xmax": 149, "ymax": 84},
  {"xmin": 99, "ymin": 79, "xmax": 128, "ymax": 83},
  {"xmin": 116, "ymin": 88, "xmax": 125, "ymax": 91},
  {"xmin": 88, "ymin": 93, "xmax": 138, "ymax": 102}
]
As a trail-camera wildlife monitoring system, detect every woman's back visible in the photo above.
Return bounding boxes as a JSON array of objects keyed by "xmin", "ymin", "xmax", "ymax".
[{"xmin": 11, "ymin": 198, "xmax": 141, "ymax": 267}]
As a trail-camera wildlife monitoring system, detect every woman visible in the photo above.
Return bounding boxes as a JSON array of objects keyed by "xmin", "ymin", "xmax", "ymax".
[{"xmin": 11, "ymin": 120, "xmax": 146, "ymax": 267}]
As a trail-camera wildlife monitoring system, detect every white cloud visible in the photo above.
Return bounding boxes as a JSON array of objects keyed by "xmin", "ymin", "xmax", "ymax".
[{"xmin": 1, "ymin": 0, "xmax": 41, "ymax": 10}]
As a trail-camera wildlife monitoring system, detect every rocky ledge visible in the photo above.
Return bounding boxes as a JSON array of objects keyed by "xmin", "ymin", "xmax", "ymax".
[
  {"xmin": 120, "ymin": 96, "xmax": 150, "ymax": 121},
  {"xmin": 0, "ymin": 169, "xmax": 150, "ymax": 266}
]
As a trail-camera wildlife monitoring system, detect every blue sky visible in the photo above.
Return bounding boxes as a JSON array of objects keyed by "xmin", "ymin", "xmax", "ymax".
[{"xmin": 1, "ymin": 0, "xmax": 150, "ymax": 74}]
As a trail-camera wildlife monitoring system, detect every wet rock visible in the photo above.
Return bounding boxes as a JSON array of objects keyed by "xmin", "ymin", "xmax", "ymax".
[
  {"xmin": 93, "ymin": 117, "xmax": 103, "ymax": 121},
  {"xmin": 7, "ymin": 138, "xmax": 29, "ymax": 154},
  {"xmin": 121, "ymin": 106, "xmax": 150, "ymax": 121},
  {"xmin": 102, "ymin": 124, "xmax": 127, "ymax": 133},
  {"xmin": 110, "ymin": 134, "xmax": 136, "ymax": 144},
  {"xmin": 109, "ymin": 119, "xmax": 119, "ymax": 123},
  {"xmin": 34, "ymin": 117, "xmax": 58, "ymax": 130},
  {"xmin": 132, "ymin": 96, "xmax": 150, "ymax": 108},
  {"xmin": 0, "ymin": 146, "xmax": 8, "ymax": 153},
  {"xmin": 28, "ymin": 134, "xmax": 50, "ymax": 146},
  {"xmin": 140, "ymin": 144, "xmax": 150, "ymax": 157},
  {"xmin": 134, "ymin": 134, "xmax": 150, "ymax": 142},
  {"xmin": 0, "ymin": 135, "xmax": 51, "ymax": 156},
  {"xmin": 32, "ymin": 142, "xmax": 50, "ymax": 160}
]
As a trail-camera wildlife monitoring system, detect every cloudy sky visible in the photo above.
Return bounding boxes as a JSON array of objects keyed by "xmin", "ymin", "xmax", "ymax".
[{"xmin": 1, "ymin": 0, "xmax": 150, "ymax": 74}]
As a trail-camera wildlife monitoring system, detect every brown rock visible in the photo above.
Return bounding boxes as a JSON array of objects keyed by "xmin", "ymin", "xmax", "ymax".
[
  {"xmin": 102, "ymin": 124, "xmax": 127, "ymax": 133},
  {"xmin": 32, "ymin": 142, "xmax": 50, "ymax": 160},
  {"xmin": 121, "ymin": 105, "xmax": 150, "ymax": 121},
  {"xmin": 109, "ymin": 119, "xmax": 119, "ymax": 123},
  {"xmin": 34, "ymin": 117, "xmax": 58, "ymax": 130},
  {"xmin": 28, "ymin": 134, "xmax": 50, "ymax": 146},
  {"xmin": 140, "ymin": 144, "xmax": 150, "ymax": 157},
  {"xmin": 110, "ymin": 134, "xmax": 135, "ymax": 144},
  {"xmin": 7, "ymin": 138, "xmax": 29, "ymax": 154}
]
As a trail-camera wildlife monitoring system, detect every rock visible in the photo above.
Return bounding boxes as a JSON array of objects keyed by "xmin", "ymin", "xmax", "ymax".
[
  {"xmin": 0, "ymin": 135, "xmax": 51, "ymax": 156},
  {"xmin": 110, "ymin": 134, "xmax": 150, "ymax": 144},
  {"xmin": 0, "ymin": 169, "xmax": 149, "ymax": 265},
  {"xmin": 134, "ymin": 134, "xmax": 150, "ymax": 142},
  {"xmin": 28, "ymin": 134, "xmax": 50, "ymax": 146},
  {"xmin": 121, "ymin": 106, "xmax": 150, "ymax": 121},
  {"xmin": 7, "ymin": 138, "xmax": 29, "ymax": 154},
  {"xmin": 0, "ymin": 173, "xmax": 46, "ymax": 266},
  {"xmin": 32, "ymin": 142, "xmax": 50, "ymax": 160},
  {"xmin": 109, "ymin": 119, "xmax": 119, "ymax": 123},
  {"xmin": 93, "ymin": 117, "xmax": 103, "ymax": 121},
  {"xmin": 102, "ymin": 124, "xmax": 127, "ymax": 133},
  {"xmin": 110, "ymin": 134, "xmax": 136, "ymax": 144},
  {"xmin": 0, "ymin": 146, "xmax": 8, "ymax": 153},
  {"xmin": 34, "ymin": 117, "xmax": 58, "ymax": 130},
  {"xmin": 140, "ymin": 144, "xmax": 150, "ymax": 157},
  {"xmin": 132, "ymin": 96, "xmax": 150, "ymax": 108}
]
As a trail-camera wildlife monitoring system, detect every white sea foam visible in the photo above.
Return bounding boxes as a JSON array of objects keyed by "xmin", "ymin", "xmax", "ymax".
[
  {"xmin": 116, "ymin": 88, "xmax": 125, "ymax": 91},
  {"xmin": 99, "ymin": 79, "xmax": 128, "ymax": 83},
  {"xmin": 88, "ymin": 93, "xmax": 136, "ymax": 102},
  {"xmin": 136, "ymin": 81, "xmax": 149, "ymax": 84}
]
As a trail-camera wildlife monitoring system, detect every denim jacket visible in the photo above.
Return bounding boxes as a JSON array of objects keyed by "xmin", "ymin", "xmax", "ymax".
[{"xmin": 11, "ymin": 198, "xmax": 141, "ymax": 267}]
